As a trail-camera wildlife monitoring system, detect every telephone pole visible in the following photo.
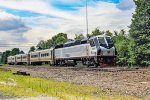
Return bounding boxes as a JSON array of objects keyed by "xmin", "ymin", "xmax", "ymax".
[{"xmin": 86, "ymin": 0, "xmax": 89, "ymax": 36}]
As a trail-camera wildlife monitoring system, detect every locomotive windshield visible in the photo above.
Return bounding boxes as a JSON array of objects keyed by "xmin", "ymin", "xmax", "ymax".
[
  {"xmin": 105, "ymin": 37, "xmax": 114, "ymax": 47},
  {"xmin": 98, "ymin": 37, "xmax": 114, "ymax": 48},
  {"xmin": 106, "ymin": 37, "xmax": 113, "ymax": 44},
  {"xmin": 98, "ymin": 37, "xmax": 107, "ymax": 48}
]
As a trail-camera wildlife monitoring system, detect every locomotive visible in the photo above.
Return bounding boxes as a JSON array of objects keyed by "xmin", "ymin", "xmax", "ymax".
[{"xmin": 7, "ymin": 35, "xmax": 117, "ymax": 67}]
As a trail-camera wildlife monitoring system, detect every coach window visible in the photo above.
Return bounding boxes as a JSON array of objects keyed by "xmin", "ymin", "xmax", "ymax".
[
  {"xmin": 17, "ymin": 57, "xmax": 20, "ymax": 59},
  {"xmin": 90, "ymin": 39, "xmax": 95, "ymax": 47},
  {"xmin": 23, "ymin": 56, "xmax": 26, "ymax": 59}
]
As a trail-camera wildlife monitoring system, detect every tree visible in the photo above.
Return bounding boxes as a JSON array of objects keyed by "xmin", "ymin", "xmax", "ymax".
[
  {"xmin": 75, "ymin": 34, "xmax": 84, "ymax": 40},
  {"xmin": 114, "ymin": 30, "xmax": 118, "ymax": 36},
  {"xmin": 9, "ymin": 48, "xmax": 20, "ymax": 56},
  {"xmin": 105, "ymin": 30, "xmax": 113, "ymax": 36},
  {"xmin": 45, "ymin": 39, "xmax": 53, "ymax": 49},
  {"xmin": 1, "ymin": 50, "xmax": 11, "ymax": 64},
  {"xmin": 128, "ymin": 0, "xmax": 150, "ymax": 66},
  {"xmin": 0, "ymin": 52, "xmax": 2, "ymax": 64},
  {"xmin": 113, "ymin": 30, "xmax": 129, "ymax": 65},
  {"xmin": 51, "ymin": 33, "xmax": 68, "ymax": 46},
  {"xmin": 38, "ymin": 33, "xmax": 68, "ymax": 49},
  {"xmin": 90, "ymin": 28, "xmax": 104, "ymax": 37},
  {"xmin": 36, "ymin": 40, "xmax": 46, "ymax": 50},
  {"xmin": 29, "ymin": 46, "xmax": 35, "ymax": 53},
  {"xmin": 19, "ymin": 51, "xmax": 25, "ymax": 54},
  {"xmin": 120, "ymin": 29, "xmax": 126, "ymax": 36},
  {"xmin": 49, "ymin": 33, "xmax": 68, "ymax": 47}
]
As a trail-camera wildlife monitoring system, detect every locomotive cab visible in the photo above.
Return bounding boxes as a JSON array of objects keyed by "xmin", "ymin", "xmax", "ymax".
[{"xmin": 89, "ymin": 35, "xmax": 116, "ymax": 66}]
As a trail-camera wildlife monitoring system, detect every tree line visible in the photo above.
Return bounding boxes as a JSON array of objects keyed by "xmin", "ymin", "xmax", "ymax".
[{"xmin": 0, "ymin": 0, "xmax": 149, "ymax": 66}]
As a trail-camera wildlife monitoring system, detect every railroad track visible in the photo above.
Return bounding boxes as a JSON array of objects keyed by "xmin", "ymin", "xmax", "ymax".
[
  {"xmin": 66, "ymin": 67, "xmax": 142, "ymax": 72},
  {"xmin": 7, "ymin": 65, "xmax": 149, "ymax": 72},
  {"xmin": 44, "ymin": 65, "xmax": 146, "ymax": 72}
]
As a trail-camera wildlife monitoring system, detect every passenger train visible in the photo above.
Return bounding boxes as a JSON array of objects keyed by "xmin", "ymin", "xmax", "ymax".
[{"xmin": 7, "ymin": 35, "xmax": 117, "ymax": 67}]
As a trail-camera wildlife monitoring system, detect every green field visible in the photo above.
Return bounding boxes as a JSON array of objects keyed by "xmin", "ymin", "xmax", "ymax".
[{"xmin": 0, "ymin": 67, "xmax": 142, "ymax": 100}]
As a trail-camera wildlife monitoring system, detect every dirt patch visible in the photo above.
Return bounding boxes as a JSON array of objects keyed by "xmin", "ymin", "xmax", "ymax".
[
  {"xmin": 13, "ymin": 71, "xmax": 30, "ymax": 76},
  {"xmin": 7, "ymin": 65, "xmax": 150, "ymax": 98}
]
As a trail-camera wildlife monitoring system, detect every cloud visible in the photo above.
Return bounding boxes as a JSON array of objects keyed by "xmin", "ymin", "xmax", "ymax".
[
  {"xmin": 23, "ymin": 3, "xmax": 133, "ymax": 40},
  {"xmin": 21, "ymin": 1, "xmax": 135, "ymax": 38},
  {"xmin": 116, "ymin": 0, "xmax": 135, "ymax": 10},
  {"xmin": 0, "ymin": 0, "xmax": 78, "ymax": 20},
  {"xmin": 0, "ymin": 11, "xmax": 29, "ymax": 32},
  {"xmin": 0, "ymin": 29, "xmax": 35, "ymax": 53},
  {"xmin": 0, "ymin": 11, "xmax": 31, "ymax": 52}
]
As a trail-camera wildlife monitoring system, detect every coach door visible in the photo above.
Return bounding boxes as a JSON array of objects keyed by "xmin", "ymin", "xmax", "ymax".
[{"xmin": 38, "ymin": 52, "xmax": 40, "ymax": 61}]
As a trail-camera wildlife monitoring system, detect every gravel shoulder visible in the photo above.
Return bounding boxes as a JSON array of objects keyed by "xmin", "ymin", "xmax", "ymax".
[{"xmin": 6, "ymin": 66, "xmax": 150, "ymax": 98}]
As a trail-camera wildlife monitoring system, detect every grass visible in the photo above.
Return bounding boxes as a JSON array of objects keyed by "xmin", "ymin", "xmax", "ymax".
[{"xmin": 0, "ymin": 67, "xmax": 142, "ymax": 100}]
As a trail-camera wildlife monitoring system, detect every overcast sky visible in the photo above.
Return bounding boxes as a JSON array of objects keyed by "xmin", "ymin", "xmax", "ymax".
[{"xmin": 0, "ymin": 0, "xmax": 135, "ymax": 53}]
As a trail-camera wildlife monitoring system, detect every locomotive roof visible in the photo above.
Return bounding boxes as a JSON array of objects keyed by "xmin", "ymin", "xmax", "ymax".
[
  {"xmin": 15, "ymin": 54, "xmax": 23, "ymax": 57},
  {"xmin": 64, "ymin": 40, "xmax": 75, "ymax": 45},
  {"xmin": 61, "ymin": 35, "xmax": 110, "ymax": 46},
  {"xmin": 30, "ymin": 48, "xmax": 53, "ymax": 54},
  {"xmin": 64, "ymin": 38, "xmax": 88, "ymax": 44},
  {"xmin": 8, "ymin": 56, "xmax": 13, "ymax": 58}
]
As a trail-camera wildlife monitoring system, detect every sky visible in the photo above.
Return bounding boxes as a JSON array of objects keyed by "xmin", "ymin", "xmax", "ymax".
[{"xmin": 0, "ymin": 0, "xmax": 135, "ymax": 53}]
